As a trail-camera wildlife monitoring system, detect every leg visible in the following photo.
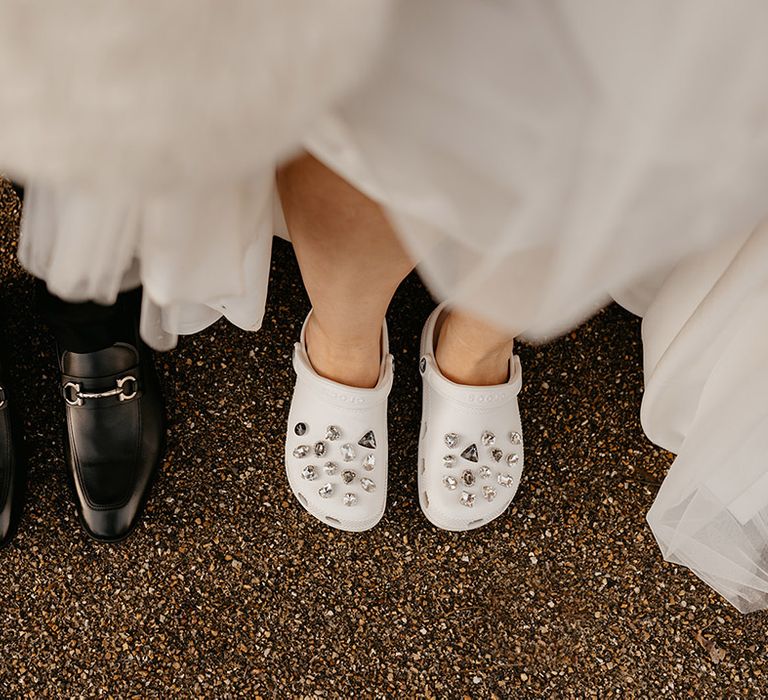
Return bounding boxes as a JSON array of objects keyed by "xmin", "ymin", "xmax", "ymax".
[
  {"xmin": 277, "ymin": 154, "xmax": 413, "ymax": 388},
  {"xmin": 278, "ymin": 153, "xmax": 515, "ymax": 388},
  {"xmin": 36, "ymin": 280, "xmax": 141, "ymax": 353}
]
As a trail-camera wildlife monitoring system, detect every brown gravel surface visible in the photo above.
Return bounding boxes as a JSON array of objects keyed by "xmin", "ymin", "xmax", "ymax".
[{"xmin": 0, "ymin": 179, "xmax": 766, "ymax": 698}]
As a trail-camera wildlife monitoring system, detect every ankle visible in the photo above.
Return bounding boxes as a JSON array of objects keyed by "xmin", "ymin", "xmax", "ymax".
[
  {"xmin": 434, "ymin": 311, "xmax": 514, "ymax": 386},
  {"xmin": 304, "ymin": 314, "xmax": 382, "ymax": 389}
]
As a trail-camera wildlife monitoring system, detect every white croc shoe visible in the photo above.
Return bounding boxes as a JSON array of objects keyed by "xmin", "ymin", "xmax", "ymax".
[
  {"xmin": 285, "ymin": 313, "xmax": 393, "ymax": 532},
  {"xmin": 418, "ymin": 303, "xmax": 524, "ymax": 531}
]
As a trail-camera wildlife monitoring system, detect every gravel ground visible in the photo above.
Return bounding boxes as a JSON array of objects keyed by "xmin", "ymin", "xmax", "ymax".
[{"xmin": 0, "ymin": 179, "xmax": 765, "ymax": 698}]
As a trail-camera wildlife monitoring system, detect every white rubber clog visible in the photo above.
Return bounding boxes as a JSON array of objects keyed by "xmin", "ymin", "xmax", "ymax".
[
  {"xmin": 418, "ymin": 303, "xmax": 524, "ymax": 531},
  {"xmin": 285, "ymin": 313, "xmax": 393, "ymax": 532}
]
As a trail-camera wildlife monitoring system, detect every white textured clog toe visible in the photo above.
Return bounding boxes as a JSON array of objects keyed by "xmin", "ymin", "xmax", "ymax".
[
  {"xmin": 285, "ymin": 313, "xmax": 392, "ymax": 532},
  {"xmin": 418, "ymin": 303, "xmax": 524, "ymax": 531}
]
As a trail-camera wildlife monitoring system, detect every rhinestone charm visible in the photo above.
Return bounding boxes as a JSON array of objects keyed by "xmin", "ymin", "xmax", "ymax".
[
  {"xmin": 314, "ymin": 441, "xmax": 327, "ymax": 458},
  {"xmin": 294, "ymin": 422, "xmax": 307, "ymax": 436},
  {"xmin": 443, "ymin": 475, "xmax": 458, "ymax": 490},
  {"xmin": 479, "ymin": 466, "xmax": 492, "ymax": 479},
  {"xmin": 293, "ymin": 445, "xmax": 311, "ymax": 459},
  {"xmin": 444, "ymin": 433, "xmax": 460, "ymax": 448},
  {"xmin": 497, "ymin": 473, "xmax": 514, "ymax": 488},
  {"xmin": 461, "ymin": 443, "xmax": 479, "ymax": 463},
  {"xmin": 482, "ymin": 486, "xmax": 497, "ymax": 502},
  {"xmin": 341, "ymin": 470, "xmax": 356, "ymax": 484},
  {"xmin": 508, "ymin": 431, "xmax": 522, "ymax": 445},
  {"xmin": 481, "ymin": 431, "xmax": 496, "ymax": 447},
  {"xmin": 323, "ymin": 462, "xmax": 338, "ymax": 476},
  {"xmin": 443, "ymin": 455, "xmax": 456, "ymax": 468},
  {"xmin": 491, "ymin": 448, "xmax": 503, "ymax": 462},
  {"xmin": 461, "ymin": 469, "xmax": 475, "ymax": 486},
  {"xmin": 362, "ymin": 454, "xmax": 376, "ymax": 471},
  {"xmin": 506, "ymin": 453, "xmax": 519, "ymax": 466},
  {"xmin": 460, "ymin": 491, "xmax": 475, "ymax": 508},
  {"xmin": 358, "ymin": 431, "xmax": 377, "ymax": 449},
  {"xmin": 361, "ymin": 477, "xmax": 375, "ymax": 492},
  {"xmin": 301, "ymin": 465, "xmax": 318, "ymax": 481},
  {"xmin": 341, "ymin": 443, "xmax": 356, "ymax": 462},
  {"xmin": 318, "ymin": 483, "xmax": 334, "ymax": 498},
  {"xmin": 325, "ymin": 425, "xmax": 341, "ymax": 441},
  {"xmin": 343, "ymin": 492, "xmax": 358, "ymax": 507}
]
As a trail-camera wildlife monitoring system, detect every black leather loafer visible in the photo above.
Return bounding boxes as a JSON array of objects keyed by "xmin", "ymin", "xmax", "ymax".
[
  {"xmin": 60, "ymin": 338, "xmax": 164, "ymax": 542},
  {"xmin": 0, "ymin": 376, "xmax": 23, "ymax": 547}
]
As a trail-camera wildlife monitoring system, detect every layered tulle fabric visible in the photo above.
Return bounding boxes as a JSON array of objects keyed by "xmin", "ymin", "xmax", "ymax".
[
  {"xmin": 2, "ymin": 0, "xmax": 768, "ymax": 610},
  {"xmin": 312, "ymin": 0, "xmax": 768, "ymax": 339},
  {"xmin": 0, "ymin": 0, "xmax": 390, "ymax": 193},
  {"xmin": 19, "ymin": 175, "xmax": 276, "ymax": 350},
  {"xmin": 642, "ymin": 225, "xmax": 768, "ymax": 613}
]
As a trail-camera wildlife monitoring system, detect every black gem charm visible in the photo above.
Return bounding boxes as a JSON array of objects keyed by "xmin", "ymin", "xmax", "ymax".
[
  {"xmin": 294, "ymin": 422, "xmax": 307, "ymax": 436},
  {"xmin": 358, "ymin": 431, "xmax": 377, "ymax": 450},
  {"xmin": 460, "ymin": 443, "xmax": 479, "ymax": 463}
]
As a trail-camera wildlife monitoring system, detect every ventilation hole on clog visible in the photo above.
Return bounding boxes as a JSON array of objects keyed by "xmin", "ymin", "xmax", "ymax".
[
  {"xmin": 423, "ymin": 492, "xmax": 429, "ymax": 508},
  {"xmin": 468, "ymin": 518, "xmax": 484, "ymax": 526},
  {"xmin": 326, "ymin": 516, "xmax": 341, "ymax": 524},
  {"xmin": 421, "ymin": 420, "xmax": 428, "ymax": 440},
  {"xmin": 298, "ymin": 493, "xmax": 307, "ymax": 507},
  {"xmin": 420, "ymin": 458, "xmax": 425, "ymax": 475}
]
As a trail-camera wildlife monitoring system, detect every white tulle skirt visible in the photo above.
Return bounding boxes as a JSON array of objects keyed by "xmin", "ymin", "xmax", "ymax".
[
  {"xmin": 639, "ymin": 227, "xmax": 768, "ymax": 614},
  {"xmin": 18, "ymin": 174, "xmax": 278, "ymax": 351},
  {"xmin": 4, "ymin": 0, "xmax": 768, "ymax": 611}
]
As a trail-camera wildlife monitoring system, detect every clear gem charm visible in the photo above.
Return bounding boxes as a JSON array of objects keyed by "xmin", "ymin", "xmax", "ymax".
[
  {"xmin": 506, "ymin": 453, "xmax": 519, "ymax": 466},
  {"xmin": 442, "ymin": 455, "xmax": 456, "ymax": 468},
  {"xmin": 318, "ymin": 483, "xmax": 334, "ymax": 498},
  {"xmin": 358, "ymin": 431, "xmax": 377, "ymax": 449},
  {"xmin": 482, "ymin": 486, "xmax": 497, "ymax": 502},
  {"xmin": 293, "ymin": 445, "xmax": 311, "ymax": 459},
  {"xmin": 479, "ymin": 466, "xmax": 492, "ymax": 479},
  {"xmin": 444, "ymin": 433, "xmax": 460, "ymax": 448},
  {"xmin": 343, "ymin": 492, "xmax": 358, "ymax": 507},
  {"xmin": 362, "ymin": 454, "xmax": 376, "ymax": 471},
  {"xmin": 481, "ymin": 431, "xmax": 496, "ymax": 447},
  {"xmin": 461, "ymin": 469, "xmax": 475, "ymax": 486},
  {"xmin": 443, "ymin": 475, "xmax": 458, "ymax": 490},
  {"xmin": 314, "ymin": 441, "xmax": 327, "ymax": 458},
  {"xmin": 323, "ymin": 462, "xmax": 338, "ymax": 476},
  {"xmin": 361, "ymin": 477, "xmax": 375, "ymax": 492},
  {"xmin": 460, "ymin": 491, "xmax": 475, "ymax": 508},
  {"xmin": 325, "ymin": 425, "xmax": 341, "ymax": 441},
  {"xmin": 497, "ymin": 473, "xmax": 514, "ymax": 488},
  {"xmin": 341, "ymin": 443, "xmax": 356, "ymax": 462},
  {"xmin": 508, "ymin": 431, "xmax": 522, "ymax": 445},
  {"xmin": 341, "ymin": 470, "xmax": 356, "ymax": 484},
  {"xmin": 461, "ymin": 444, "xmax": 479, "ymax": 463},
  {"xmin": 294, "ymin": 422, "xmax": 307, "ymax": 436},
  {"xmin": 491, "ymin": 448, "xmax": 503, "ymax": 463},
  {"xmin": 301, "ymin": 465, "xmax": 317, "ymax": 481}
]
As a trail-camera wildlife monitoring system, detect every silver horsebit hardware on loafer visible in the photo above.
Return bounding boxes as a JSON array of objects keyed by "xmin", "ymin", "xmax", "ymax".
[{"xmin": 63, "ymin": 375, "xmax": 138, "ymax": 407}]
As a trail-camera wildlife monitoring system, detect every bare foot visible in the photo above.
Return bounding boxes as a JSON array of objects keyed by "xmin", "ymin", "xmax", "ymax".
[
  {"xmin": 434, "ymin": 309, "xmax": 514, "ymax": 386},
  {"xmin": 304, "ymin": 313, "xmax": 381, "ymax": 389}
]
